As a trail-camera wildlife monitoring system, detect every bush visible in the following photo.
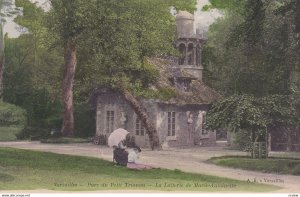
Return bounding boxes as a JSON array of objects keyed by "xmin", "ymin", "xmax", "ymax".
[
  {"xmin": 0, "ymin": 126, "xmax": 23, "ymax": 141},
  {"xmin": 40, "ymin": 137, "xmax": 90, "ymax": 144},
  {"xmin": 23, "ymin": 88, "xmax": 62, "ymax": 129},
  {"xmin": 15, "ymin": 88, "xmax": 63, "ymax": 140},
  {"xmin": 74, "ymin": 103, "xmax": 95, "ymax": 137},
  {"xmin": 0, "ymin": 101, "xmax": 26, "ymax": 127},
  {"xmin": 232, "ymin": 129, "xmax": 253, "ymax": 152},
  {"xmin": 16, "ymin": 126, "xmax": 51, "ymax": 140}
]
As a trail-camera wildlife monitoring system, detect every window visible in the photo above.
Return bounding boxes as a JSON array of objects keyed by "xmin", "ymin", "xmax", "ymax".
[
  {"xmin": 178, "ymin": 44, "xmax": 186, "ymax": 65},
  {"xmin": 187, "ymin": 43, "xmax": 195, "ymax": 65},
  {"xmin": 167, "ymin": 112, "xmax": 176, "ymax": 136},
  {"xmin": 135, "ymin": 118, "xmax": 145, "ymax": 136},
  {"xmin": 106, "ymin": 111, "xmax": 114, "ymax": 133},
  {"xmin": 181, "ymin": 79, "xmax": 191, "ymax": 92},
  {"xmin": 202, "ymin": 112, "xmax": 208, "ymax": 135},
  {"xmin": 196, "ymin": 45, "xmax": 202, "ymax": 66}
]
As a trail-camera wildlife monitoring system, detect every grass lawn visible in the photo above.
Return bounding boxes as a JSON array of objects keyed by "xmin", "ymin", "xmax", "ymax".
[
  {"xmin": 0, "ymin": 127, "xmax": 22, "ymax": 141},
  {"xmin": 0, "ymin": 148, "xmax": 279, "ymax": 192},
  {"xmin": 210, "ymin": 156, "xmax": 300, "ymax": 175}
]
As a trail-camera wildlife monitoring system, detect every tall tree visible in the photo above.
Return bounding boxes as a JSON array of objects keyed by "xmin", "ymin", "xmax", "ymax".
[
  {"xmin": 203, "ymin": 0, "xmax": 300, "ymax": 154},
  {"xmin": 3, "ymin": 0, "xmax": 63, "ymax": 135},
  {"xmin": 0, "ymin": 11, "xmax": 4, "ymax": 99},
  {"xmin": 76, "ymin": 0, "xmax": 196, "ymax": 149},
  {"xmin": 0, "ymin": 0, "xmax": 20, "ymax": 98},
  {"xmin": 48, "ymin": 0, "xmax": 196, "ymax": 147},
  {"xmin": 204, "ymin": 0, "xmax": 299, "ymax": 96},
  {"xmin": 47, "ymin": 0, "xmax": 94, "ymax": 136}
]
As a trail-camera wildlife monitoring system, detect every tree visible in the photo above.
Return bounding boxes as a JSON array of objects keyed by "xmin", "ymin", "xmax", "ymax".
[
  {"xmin": 203, "ymin": 0, "xmax": 300, "ymax": 154},
  {"xmin": 47, "ymin": 0, "xmax": 95, "ymax": 136},
  {"xmin": 3, "ymin": 0, "xmax": 63, "ymax": 139},
  {"xmin": 204, "ymin": 0, "xmax": 299, "ymax": 96},
  {"xmin": 47, "ymin": 0, "xmax": 196, "ymax": 147},
  {"xmin": 0, "ymin": 0, "xmax": 21, "ymax": 98},
  {"xmin": 0, "ymin": 10, "xmax": 4, "ymax": 98},
  {"xmin": 89, "ymin": 0, "xmax": 196, "ymax": 149},
  {"xmin": 206, "ymin": 94, "xmax": 299, "ymax": 156}
]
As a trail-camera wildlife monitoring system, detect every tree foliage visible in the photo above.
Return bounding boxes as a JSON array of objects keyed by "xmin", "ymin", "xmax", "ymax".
[
  {"xmin": 204, "ymin": 0, "xmax": 299, "ymax": 96},
  {"xmin": 72, "ymin": 0, "xmax": 197, "ymax": 100},
  {"xmin": 204, "ymin": 0, "xmax": 300, "ymax": 152},
  {"xmin": 0, "ymin": 0, "xmax": 22, "ymax": 98},
  {"xmin": 207, "ymin": 95, "xmax": 299, "ymax": 135},
  {"xmin": 3, "ymin": 0, "xmax": 63, "ymax": 138},
  {"xmin": 0, "ymin": 100, "xmax": 26, "ymax": 126},
  {"xmin": 43, "ymin": 0, "xmax": 196, "ymax": 145},
  {"xmin": 4, "ymin": 0, "xmax": 196, "ymax": 140}
]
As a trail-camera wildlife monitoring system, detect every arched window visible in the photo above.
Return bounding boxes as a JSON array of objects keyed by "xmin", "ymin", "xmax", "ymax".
[
  {"xmin": 187, "ymin": 43, "xmax": 195, "ymax": 65},
  {"xmin": 202, "ymin": 112, "xmax": 208, "ymax": 135},
  {"xmin": 196, "ymin": 45, "xmax": 201, "ymax": 66},
  {"xmin": 178, "ymin": 43, "xmax": 186, "ymax": 65}
]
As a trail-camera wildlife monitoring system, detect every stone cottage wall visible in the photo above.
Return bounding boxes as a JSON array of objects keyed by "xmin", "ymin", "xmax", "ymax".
[
  {"xmin": 96, "ymin": 93, "xmax": 217, "ymax": 148},
  {"xmin": 157, "ymin": 103, "xmax": 215, "ymax": 148},
  {"xmin": 96, "ymin": 93, "xmax": 135, "ymax": 138},
  {"xmin": 96, "ymin": 93, "xmax": 157, "ymax": 148}
]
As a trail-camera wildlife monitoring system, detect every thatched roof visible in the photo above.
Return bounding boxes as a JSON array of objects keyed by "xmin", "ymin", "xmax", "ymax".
[
  {"xmin": 89, "ymin": 57, "xmax": 220, "ymax": 107},
  {"xmin": 146, "ymin": 58, "xmax": 221, "ymax": 105}
]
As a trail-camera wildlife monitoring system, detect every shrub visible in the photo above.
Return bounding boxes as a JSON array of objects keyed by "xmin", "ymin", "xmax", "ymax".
[
  {"xmin": 92, "ymin": 134, "xmax": 107, "ymax": 145},
  {"xmin": 15, "ymin": 88, "xmax": 63, "ymax": 139},
  {"xmin": 74, "ymin": 103, "xmax": 95, "ymax": 137},
  {"xmin": 232, "ymin": 129, "xmax": 253, "ymax": 151},
  {"xmin": 40, "ymin": 137, "xmax": 90, "ymax": 144},
  {"xmin": 23, "ymin": 88, "xmax": 62, "ymax": 129},
  {"xmin": 0, "ymin": 101, "xmax": 26, "ymax": 127},
  {"xmin": 16, "ymin": 126, "xmax": 51, "ymax": 140}
]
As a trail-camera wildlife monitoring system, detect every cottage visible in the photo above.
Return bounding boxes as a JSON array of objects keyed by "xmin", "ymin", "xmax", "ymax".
[{"xmin": 91, "ymin": 11, "xmax": 221, "ymax": 148}]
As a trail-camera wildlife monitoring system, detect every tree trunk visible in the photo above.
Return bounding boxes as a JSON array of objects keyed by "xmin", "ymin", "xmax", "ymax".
[
  {"xmin": 267, "ymin": 130, "xmax": 271, "ymax": 152},
  {"xmin": 0, "ymin": 54, "xmax": 4, "ymax": 99},
  {"xmin": 61, "ymin": 38, "xmax": 77, "ymax": 136},
  {"xmin": 251, "ymin": 128, "xmax": 255, "ymax": 143},
  {"xmin": 121, "ymin": 88, "xmax": 160, "ymax": 150}
]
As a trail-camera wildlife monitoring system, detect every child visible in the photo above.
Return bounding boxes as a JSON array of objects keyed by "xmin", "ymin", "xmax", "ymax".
[{"xmin": 127, "ymin": 146, "xmax": 153, "ymax": 170}]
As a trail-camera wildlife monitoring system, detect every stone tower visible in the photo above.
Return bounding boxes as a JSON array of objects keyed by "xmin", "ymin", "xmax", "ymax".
[{"xmin": 175, "ymin": 11, "xmax": 206, "ymax": 82}]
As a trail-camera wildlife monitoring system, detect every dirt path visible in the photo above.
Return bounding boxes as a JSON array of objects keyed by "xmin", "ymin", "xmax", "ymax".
[{"xmin": 1, "ymin": 141, "xmax": 300, "ymax": 193}]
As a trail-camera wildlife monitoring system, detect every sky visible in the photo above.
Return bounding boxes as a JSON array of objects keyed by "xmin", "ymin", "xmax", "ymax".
[
  {"xmin": 195, "ymin": 0, "xmax": 222, "ymax": 32},
  {"xmin": 3, "ymin": 0, "xmax": 222, "ymax": 38},
  {"xmin": 3, "ymin": 0, "xmax": 22, "ymax": 38},
  {"xmin": 3, "ymin": 0, "xmax": 50, "ymax": 38}
]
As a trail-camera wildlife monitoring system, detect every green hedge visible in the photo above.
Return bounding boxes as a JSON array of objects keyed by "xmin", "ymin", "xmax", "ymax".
[
  {"xmin": 0, "ymin": 101, "xmax": 26, "ymax": 127},
  {"xmin": 74, "ymin": 103, "xmax": 95, "ymax": 137},
  {"xmin": 40, "ymin": 137, "xmax": 90, "ymax": 144}
]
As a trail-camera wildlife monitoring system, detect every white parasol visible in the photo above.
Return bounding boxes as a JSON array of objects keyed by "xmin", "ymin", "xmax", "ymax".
[{"xmin": 108, "ymin": 128, "xmax": 129, "ymax": 147}]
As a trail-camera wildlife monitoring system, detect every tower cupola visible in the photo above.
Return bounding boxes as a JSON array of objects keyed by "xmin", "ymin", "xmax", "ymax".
[
  {"xmin": 174, "ymin": 11, "xmax": 206, "ymax": 82},
  {"xmin": 176, "ymin": 11, "xmax": 195, "ymax": 38}
]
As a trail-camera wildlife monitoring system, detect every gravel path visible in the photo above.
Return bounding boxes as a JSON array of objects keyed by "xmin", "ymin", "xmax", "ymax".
[{"xmin": 1, "ymin": 141, "xmax": 300, "ymax": 193}]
